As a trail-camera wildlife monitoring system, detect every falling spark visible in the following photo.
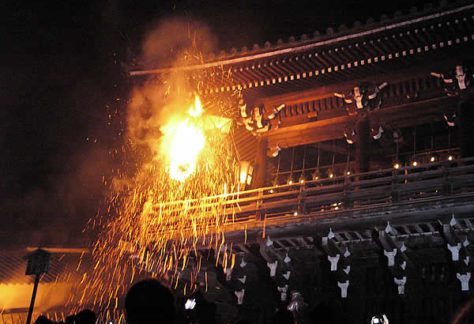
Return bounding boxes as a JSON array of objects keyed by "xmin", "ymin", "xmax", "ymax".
[{"xmin": 69, "ymin": 70, "xmax": 245, "ymax": 318}]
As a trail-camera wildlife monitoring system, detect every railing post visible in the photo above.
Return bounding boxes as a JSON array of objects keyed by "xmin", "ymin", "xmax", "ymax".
[
  {"xmin": 256, "ymin": 188, "xmax": 265, "ymax": 220},
  {"xmin": 343, "ymin": 175, "xmax": 353, "ymax": 209},
  {"xmin": 442, "ymin": 164, "xmax": 453, "ymax": 195},
  {"xmin": 458, "ymin": 97, "xmax": 474, "ymax": 158},
  {"xmin": 391, "ymin": 170, "xmax": 400, "ymax": 203},
  {"xmin": 355, "ymin": 115, "xmax": 370, "ymax": 173},
  {"xmin": 298, "ymin": 182, "xmax": 307, "ymax": 215}
]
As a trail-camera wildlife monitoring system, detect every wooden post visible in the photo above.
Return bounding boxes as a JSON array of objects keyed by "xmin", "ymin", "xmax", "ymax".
[
  {"xmin": 343, "ymin": 176, "xmax": 353, "ymax": 208},
  {"xmin": 254, "ymin": 136, "xmax": 268, "ymax": 188},
  {"xmin": 26, "ymin": 274, "xmax": 40, "ymax": 324},
  {"xmin": 391, "ymin": 170, "xmax": 400, "ymax": 203},
  {"xmin": 355, "ymin": 115, "xmax": 370, "ymax": 173},
  {"xmin": 458, "ymin": 94, "xmax": 474, "ymax": 158}
]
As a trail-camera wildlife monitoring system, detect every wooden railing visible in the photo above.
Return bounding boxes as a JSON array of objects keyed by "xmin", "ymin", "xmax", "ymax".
[{"xmin": 152, "ymin": 157, "xmax": 474, "ymax": 227}]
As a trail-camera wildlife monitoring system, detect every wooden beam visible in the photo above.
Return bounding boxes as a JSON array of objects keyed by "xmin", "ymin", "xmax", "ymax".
[
  {"xmin": 253, "ymin": 136, "xmax": 268, "ymax": 188},
  {"xmin": 256, "ymin": 59, "xmax": 461, "ymax": 108},
  {"xmin": 266, "ymin": 96, "xmax": 459, "ymax": 148},
  {"xmin": 25, "ymin": 247, "xmax": 89, "ymax": 254},
  {"xmin": 267, "ymin": 114, "xmax": 352, "ymax": 148}
]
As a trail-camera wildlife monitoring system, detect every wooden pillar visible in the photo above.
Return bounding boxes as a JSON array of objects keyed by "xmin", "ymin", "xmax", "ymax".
[
  {"xmin": 458, "ymin": 94, "xmax": 474, "ymax": 158},
  {"xmin": 26, "ymin": 274, "xmax": 41, "ymax": 324},
  {"xmin": 355, "ymin": 115, "xmax": 370, "ymax": 173},
  {"xmin": 253, "ymin": 136, "xmax": 268, "ymax": 188}
]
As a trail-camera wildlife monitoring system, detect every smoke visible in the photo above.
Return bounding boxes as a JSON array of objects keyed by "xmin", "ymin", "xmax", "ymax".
[
  {"xmin": 0, "ymin": 14, "xmax": 223, "ymax": 248},
  {"xmin": 126, "ymin": 17, "xmax": 218, "ymax": 160},
  {"xmin": 1, "ymin": 145, "xmax": 113, "ymax": 245},
  {"xmin": 68, "ymin": 15, "xmax": 242, "ymax": 313},
  {"xmin": 140, "ymin": 17, "xmax": 217, "ymax": 69}
]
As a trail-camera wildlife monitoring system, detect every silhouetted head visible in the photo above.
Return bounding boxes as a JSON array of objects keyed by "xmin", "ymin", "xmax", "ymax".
[
  {"xmin": 34, "ymin": 316, "xmax": 52, "ymax": 324},
  {"xmin": 274, "ymin": 307, "xmax": 294, "ymax": 324},
  {"xmin": 125, "ymin": 279, "xmax": 175, "ymax": 324},
  {"xmin": 65, "ymin": 314, "xmax": 76, "ymax": 324},
  {"xmin": 75, "ymin": 309, "xmax": 96, "ymax": 324}
]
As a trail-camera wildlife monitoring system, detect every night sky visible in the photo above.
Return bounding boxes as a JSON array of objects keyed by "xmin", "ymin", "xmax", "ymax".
[{"xmin": 1, "ymin": 0, "xmax": 433, "ymax": 246}]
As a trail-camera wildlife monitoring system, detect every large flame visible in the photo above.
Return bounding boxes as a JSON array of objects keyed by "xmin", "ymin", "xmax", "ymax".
[
  {"xmin": 71, "ymin": 83, "xmax": 237, "ymax": 315},
  {"xmin": 160, "ymin": 96, "xmax": 206, "ymax": 181}
]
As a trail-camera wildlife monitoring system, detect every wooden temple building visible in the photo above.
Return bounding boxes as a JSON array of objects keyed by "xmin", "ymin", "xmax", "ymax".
[
  {"xmin": 1, "ymin": 1, "xmax": 474, "ymax": 323},
  {"xmin": 132, "ymin": 1, "xmax": 474, "ymax": 323}
]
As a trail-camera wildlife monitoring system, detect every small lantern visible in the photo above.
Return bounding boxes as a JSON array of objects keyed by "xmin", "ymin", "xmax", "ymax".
[
  {"xmin": 239, "ymin": 161, "xmax": 253, "ymax": 186},
  {"xmin": 26, "ymin": 249, "xmax": 51, "ymax": 276}
]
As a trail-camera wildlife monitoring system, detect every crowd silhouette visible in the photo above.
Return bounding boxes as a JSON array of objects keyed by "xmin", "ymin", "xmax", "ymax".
[
  {"xmin": 35, "ymin": 309, "xmax": 96, "ymax": 324},
  {"xmin": 34, "ymin": 278, "xmax": 474, "ymax": 324}
]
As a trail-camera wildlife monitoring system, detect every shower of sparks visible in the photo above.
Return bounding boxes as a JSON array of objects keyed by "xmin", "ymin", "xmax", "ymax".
[{"xmin": 69, "ymin": 67, "xmax": 245, "ymax": 317}]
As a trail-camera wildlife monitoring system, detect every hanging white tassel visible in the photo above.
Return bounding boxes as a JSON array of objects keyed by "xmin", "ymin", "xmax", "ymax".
[
  {"xmin": 328, "ymin": 254, "xmax": 340, "ymax": 271},
  {"xmin": 394, "ymin": 276, "xmax": 407, "ymax": 295},
  {"xmin": 337, "ymin": 280, "xmax": 350, "ymax": 298},
  {"xmin": 447, "ymin": 243, "xmax": 461, "ymax": 262},
  {"xmin": 457, "ymin": 272, "xmax": 471, "ymax": 291},
  {"xmin": 235, "ymin": 289, "xmax": 245, "ymax": 304},
  {"xmin": 267, "ymin": 261, "xmax": 278, "ymax": 277},
  {"xmin": 384, "ymin": 249, "xmax": 397, "ymax": 267}
]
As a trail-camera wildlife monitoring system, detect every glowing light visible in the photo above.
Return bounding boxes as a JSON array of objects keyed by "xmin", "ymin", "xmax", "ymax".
[
  {"xmin": 288, "ymin": 179, "xmax": 293, "ymax": 185},
  {"xmin": 239, "ymin": 161, "xmax": 253, "ymax": 185},
  {"xmin": 160, "ymin": 96, "xmax": 206, "ymax": 181},
  {"xmin": 293, "ymin": 211, "xmax": 298, "ymax": 216},
  {"xmin": 393, "ymin": 163, "xmax": 400, "ymax": 169},
  {"xmin": 329, "ymin": 173, "xmax": 334, "ymax": 179},
  {"xmin": 346, "ymin": 171, "xmax": 351, "ymax": 176},
  {"xmin": 189, "ymin": 96, "xmax": 202, "ymax": 117},
  {"xmin": 185, "ymin": 298, "xmax": 196, "ymax": 310},
  {"xmin": 73, "ymin": 67, "xmax": 241, "ymax": 318},
  {"xmin": 430, "ymin": 156, "xmax": 436, "ymax": 162},
  {"xmin": 412, "ymin": 161, "xmax": 418, "ymax": 167},
  {"xmin": 448, "ymin": 155, "xmax": 454, "ymax": 161},
  {"xmin": 299, "ymin": 179, "xmax": 305, "ymax": 184}
]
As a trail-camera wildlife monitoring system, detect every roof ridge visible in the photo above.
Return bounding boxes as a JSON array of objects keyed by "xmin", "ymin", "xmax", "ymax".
[
  {"xmin": 209, "ymin": 0, "xmax": 461, "ymax": 61},
  {"xmin": 130, "ymin": 0, "xmax": 472, "ymax": 76}
]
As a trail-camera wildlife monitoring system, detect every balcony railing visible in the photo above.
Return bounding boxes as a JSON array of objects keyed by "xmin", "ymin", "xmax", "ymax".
[{"xmin": 151, "ymin": 157, "xmax": 474, "ymax": 233}]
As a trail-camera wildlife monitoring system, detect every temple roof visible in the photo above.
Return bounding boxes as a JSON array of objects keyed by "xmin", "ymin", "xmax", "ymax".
[
  {"xmin": 131, "ymin": 0, "xmax": 474, "ymax": 94},
  {"xmin": 202, "ymin": 0, "xmax": 469, "ymax": 63}
]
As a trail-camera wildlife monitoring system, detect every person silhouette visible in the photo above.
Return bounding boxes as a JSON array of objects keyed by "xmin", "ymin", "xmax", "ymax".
[
  {"xmin": 75, "ymin": 309, "xmax": 96, "ymax": 324},
  {"xmin": 34, "ymin": 316, "xmax": 53, "ymax": 324},
  {"xmin": 125, "ymin": 279, "xmax": 175, "ymax": 324},
  {"xmin": 273, "ymin": 307, "xmax": 294, "ymax": 324}
]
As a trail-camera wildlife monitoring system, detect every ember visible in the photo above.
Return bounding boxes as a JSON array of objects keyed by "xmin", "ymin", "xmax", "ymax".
[{"xmin": 70, "ymin": 71, "xmax": 240, "ymax": 312}]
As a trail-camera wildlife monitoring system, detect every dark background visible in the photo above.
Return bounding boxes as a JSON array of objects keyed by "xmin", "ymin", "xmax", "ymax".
[{"xmin": 0, "ymin": 0, "xmax": 434, "ymax": 245}]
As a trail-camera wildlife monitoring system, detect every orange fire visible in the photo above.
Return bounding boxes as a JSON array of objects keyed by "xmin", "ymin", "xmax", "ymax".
[
  {"xmin": 160, "ymin": 96, "xmax": 206, "ymax": 182},
  {"xmin": 72, "ymin": 90, "xmax": 237, "ymax": 313}
]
